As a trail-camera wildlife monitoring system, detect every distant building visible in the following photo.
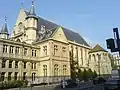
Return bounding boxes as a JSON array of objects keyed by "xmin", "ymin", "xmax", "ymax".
[
  {"xmin": 0, "ymin": 1, "xmax": 112, "ymax": 83},
  {"xmin": 111, "ymin": 52, "xmax": 120, "ymax": 69}
]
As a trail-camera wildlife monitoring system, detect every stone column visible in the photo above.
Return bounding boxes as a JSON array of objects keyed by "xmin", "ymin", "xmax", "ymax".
[
  {"xmin": 26, "ymin": 62, "xmax": 31, "ymax": 81},
  {"xmin": 7, "ymin": 45, "xmax": 10, "ymax": 56},
  {"xmin": 4, "ymin": 72, "xmax": 8, "ymax": 81},
  {"xmin": 18, "ymin": 61, "xmax": 23, "ymax": 80},
  {"xmin": 17, "ymin": 73, "xmax": 20, "ymax": 80},
  {"xmin": 12, "ymin": 61, "xmax": 15, "ymax": 68}
]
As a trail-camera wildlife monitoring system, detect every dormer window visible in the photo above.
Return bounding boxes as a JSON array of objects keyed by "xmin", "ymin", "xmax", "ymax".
[{"xmin": 41, "ymin": 25, "xmax": 45, "ymax": 31}]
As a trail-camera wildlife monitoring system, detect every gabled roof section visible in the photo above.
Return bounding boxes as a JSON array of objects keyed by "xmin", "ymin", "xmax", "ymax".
[
  {"xmin": 89, "ymin": 44, "xmax": 107, "ymax": 53},
  {"xmin": 24, "ymin": 10, "xmax": 89, "ymax": 47}
]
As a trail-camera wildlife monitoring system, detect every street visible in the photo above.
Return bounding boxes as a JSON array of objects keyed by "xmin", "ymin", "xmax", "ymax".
[{"xmin": 7, "ymin": 81, "xmax": 104, "ymax": 90}]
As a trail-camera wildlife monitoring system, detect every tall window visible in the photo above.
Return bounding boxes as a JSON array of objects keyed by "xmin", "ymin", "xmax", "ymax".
[
  {"xmin": 10, "ymin": 46, "xmax": 14, "ymax": 54},
  {"xmin": 34, "ymin": 63, "xmax": 36, "ymax": 69},
  {"xmin": 35, "ymin": 50, "xmax": 37, "ymax": 57},
  {"xmin": 43, "ymin": 65, "xmax": 47, "ymax": 76},
  {"xmin": 23, "ymin": 62, "xmax": 26, "ymax": 69},
  {"xmin": 62, "ymin": 47, "xmax": 66, "ymax": 52},
  {"xmin": 23, "ymin": 72, "xmax": 26, "ymax": 80},
  {"xmin": 31, "ymin": 63, "xmax": 33, "ymax": 69},
  {"xmin": 9, "ymin": 61, "xmax": 12, "ymax": 68},
  {"xmin": 8, "ymin": 72, "xmax": 12, "ymax": 81},
  {"xmin": 93, "ymin": 54, "xmax": 96, "ymax": 62},
  {"xmin": 54, "ymin": 45, "xmax": 58, "ymax": 55},
  {"xmin": 2, "ymin": 60, "xmax": 6, "ymax": 68},
  {"xmin": 24, "ymin": 48, "xmax": 27, "ymax": 56},
  {"xmin": 80, "ymin": 48, "xmax": 83, "ymax": 65},
  {"xmin": 15, "ymin": 47, "xmax": 20, "ymax": 54},
  {"xmin": 54, "ymin": 64, "xmax": 59, "ymax": 76},
  {"xmin": 1, "ymin": 72, "xmax": 5, "ymax": 81},
  {"xmin": 3, "ymin": 45, "xmax": 7, "ymax": 53},
  {"xmin": 14, "ymin": 72, "xmax": 18, "ymax": 80},
  {"xmin": 41, "ymin": 25, "xmax": 45, "ymax": 31},
  {"xmin": 63, "ymin": 65, "xmax": 67, "ymax": 76},
  {"xmin": 88, "ymin": 55, "xmax": 91, "ymax": 65},
  {"xmin": 85, "ymin": 49, "xmax": 87, "ymax": 59},
  {"xmin": 32, "ymin": 50, "xmax": 34, "ymax": 56},
  {"xmin": 75, "ymin": 47, "xmax": 78, "ymax": 58},
  {"xmin": 15, "ymin": 61, "xmax": 18, "ymax": 68},
  {"xmin": 43, "ymin": 46, "xmax": 47, "ymax": 56},
  {"xmin": 32, "ymin": 73, "xmax": 36, "ymax": 81}
]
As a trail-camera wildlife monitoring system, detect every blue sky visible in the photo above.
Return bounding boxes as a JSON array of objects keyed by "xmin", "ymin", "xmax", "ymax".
[{"xmin": 0, "ymin": 0, "xmax": 120, "ymax": 50}]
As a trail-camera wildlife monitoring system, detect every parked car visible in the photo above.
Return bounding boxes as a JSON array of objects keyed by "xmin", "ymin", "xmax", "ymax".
[
  {"xmin": 104, "ymin": 79, "xmax": 120, "ymax": 90},
  {"xmin": 60, "ymin": 79, "xmax": 77, "ymax": 88},
  {"xmin": 93, "ymin": 77, "xmax": 106, "ymax": 85}
]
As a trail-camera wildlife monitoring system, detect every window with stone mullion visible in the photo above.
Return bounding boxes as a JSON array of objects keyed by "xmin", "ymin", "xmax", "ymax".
[
  {"xmin": 15, "ymin": 61, "xmax": 18, "ymax": 68},
  {"xmin": 8, "ymin": 72, "xmax": 12, "ymax": 81},
  {"xmin": 15, "ymin": 47, "xmax": 20, "ymax": 54},
  {"xmin": 43, "ymin": 65, "xmax": 47, "ymax": 77},
  {"xmin": 14, "ymin": 72, "xmax": 18, "ymax": 80},
  {"xmin": 43, "ymin": 46, "xmax": 47, "ymax": 56},
  {"xmin": 9, "ymin": 61, "xmax": 12, "ymax": 68},
  {"xmin": 1, "ymin": 72, "xmax": 5, "ymax": 81},
  {"xmin": 3, "ymin": 45, "xmax": 7, "ymax": 53},
  {"xmin": 54, "ymin": 45, "xmax": 58, "ymax": 56},
  {"xmin": 2, "ymin": 60, "xmax": 6, "ymax": 68},
  {"xmin": 10, "ymin": 46, "xmax": 14, "ymax": 54}
]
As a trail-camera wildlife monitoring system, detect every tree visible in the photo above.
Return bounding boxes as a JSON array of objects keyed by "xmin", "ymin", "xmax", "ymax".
[
  {"xmin": 87, "ymin": 68, "xmax": 93, "ymax": 80},
  {"xmin": 93, "ymin": 70, "xmax": 97, "ymax": 78},
  {"xmin": 77, "ymin": 68, "xmax": 83, "ymax": 81},
  {"xmin": 70, "ymin": 51, "xmax": 77, "ymax": 80},
  {"xmin": 69, "ymin": 45, "xmax": 79, "ymax": 80},
  {"xmin": 83, "ymin": 69, "xmax": 89, "ymax": 81}
]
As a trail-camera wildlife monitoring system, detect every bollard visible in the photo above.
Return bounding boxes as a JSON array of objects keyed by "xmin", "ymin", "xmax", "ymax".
[{"xmin": 19, "ymin": 87, "xmax": 21, "ymax": 90}]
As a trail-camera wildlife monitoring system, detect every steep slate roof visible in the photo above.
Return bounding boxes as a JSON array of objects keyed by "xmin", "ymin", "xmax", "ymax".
[
  {"xmin": 89, "ymin": 44, "xmax": 107, "ymax": 53},
  {"xmin": 25, "ymin": 11, "xmax": 89, "ymax": 46},
  {"xmin": 0, "ymin": 22, "xmax": 8, "ymax": 34}
]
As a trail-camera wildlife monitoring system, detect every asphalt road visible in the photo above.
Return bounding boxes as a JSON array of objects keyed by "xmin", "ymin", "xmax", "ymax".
[{"xmin": 7, "ymin": 81, "xmax": 104, "ymax": 90}]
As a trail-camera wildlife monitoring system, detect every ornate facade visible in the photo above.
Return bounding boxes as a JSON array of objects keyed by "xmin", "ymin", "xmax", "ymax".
[{"xmin": 0, "ymin": 1, "xmax": 112, "ymax": 83}]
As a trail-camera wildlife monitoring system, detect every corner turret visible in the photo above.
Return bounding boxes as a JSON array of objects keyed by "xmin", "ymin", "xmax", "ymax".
[
  {"xmin": 25, "ymin": 0, "xmax": 38, "ymax": 44},
  {"xmin": 0, "ymin": 17, "xmax": 9, "ymax": 39}
]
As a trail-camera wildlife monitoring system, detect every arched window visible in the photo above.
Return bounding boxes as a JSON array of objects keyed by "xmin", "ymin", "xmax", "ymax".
[
  {"xmin": 63, "ymin": 65, "xmax": 67, "ymax": 76},
  {"xmin": 88, "ymin": 55, "xmax": 91, "ymax": 65},
  {"xmin": 54, "ymin": 64, "xmax": 59, "ymax": 76},
  {"xmin": 93, "ymin": 54, "xmax": 96, "ymax": 62},
  {"xmin": 97, "ymin": 54, "xmax": 101, "ymax": 61},
  {"xmin": 43, "ymin": 65, "xmax": 47, "ymax": 77},
  {"xmin": 8, "ymin": 72, "xmax": 12, "ymax": 81},
  {"xmin": 41, "ymin": 25, "xmax": 45, "ymax": 31},
  {"xmin": 1, "ymin": 72, "xmax": 5, "ymax": 81},
  {"xmin": 2, "ymin": 59, "xmax": 6, "ymax": 68}
]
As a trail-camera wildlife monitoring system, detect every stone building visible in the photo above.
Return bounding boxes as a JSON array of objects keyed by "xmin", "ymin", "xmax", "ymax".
[{"xmin": 0, "ymin": 1, "xmax": 112, "ymax": 83}]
